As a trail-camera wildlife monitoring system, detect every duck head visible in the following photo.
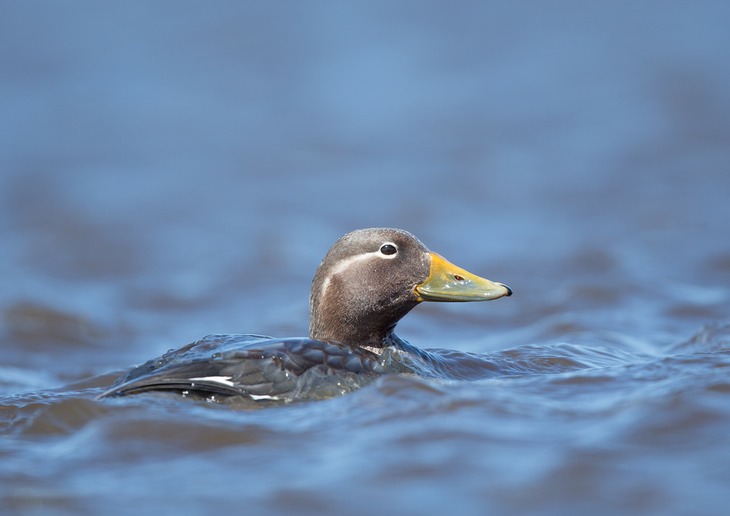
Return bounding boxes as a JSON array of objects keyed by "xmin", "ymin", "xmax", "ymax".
[{"xmin": 309, "ymin": 228, "xmax": 511, "ymax": 348}]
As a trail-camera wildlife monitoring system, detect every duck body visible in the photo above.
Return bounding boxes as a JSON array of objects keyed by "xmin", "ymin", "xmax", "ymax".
[
  {"xmin": 101, "ymin": 334, "xmax": 408, "ymax": 403},
  {"xmin": 99, "ymin": 228, "xmax": 511, "ymax": 404}
]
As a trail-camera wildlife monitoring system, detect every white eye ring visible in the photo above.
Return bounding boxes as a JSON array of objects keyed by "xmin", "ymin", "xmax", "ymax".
[{"xmin": 379, "ymin": 242, "xmax": 398, "ymax": 258}]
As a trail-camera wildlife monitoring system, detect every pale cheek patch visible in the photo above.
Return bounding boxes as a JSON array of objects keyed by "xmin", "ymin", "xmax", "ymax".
[{"xmin": 318, "ymin": 251, "xmax": 381, "ymax": 302}]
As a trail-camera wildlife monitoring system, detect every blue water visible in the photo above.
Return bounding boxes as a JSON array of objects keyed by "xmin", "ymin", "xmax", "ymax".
[{"xmin": 2, "ymin": 2, "xmax": 730, "ymax": 515}]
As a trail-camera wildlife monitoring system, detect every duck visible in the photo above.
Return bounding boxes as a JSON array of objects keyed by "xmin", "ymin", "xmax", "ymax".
[{"xmin": 98, "ymin": 228, "xmax": 512, "ymax": 404}]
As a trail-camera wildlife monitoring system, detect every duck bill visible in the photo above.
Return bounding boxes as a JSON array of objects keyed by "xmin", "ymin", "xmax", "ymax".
[{"xmin": 414, "ymin": 253, "xmax": 512, "ymax": 302}]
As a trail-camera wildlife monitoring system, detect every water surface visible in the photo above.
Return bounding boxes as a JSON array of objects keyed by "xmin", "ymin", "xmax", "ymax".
[{"xmin": 2, "ymin": 2, "xmax": 730, "ymax": 515}]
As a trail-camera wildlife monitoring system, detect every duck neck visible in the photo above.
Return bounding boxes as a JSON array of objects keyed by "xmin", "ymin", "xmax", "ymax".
[
  {"xmin": 308, "ymin": 258, "xmax": 420, "ymax": 348},
  {"xmin": 309, "ymin": 305, "xmax": 400, "ymax": 349},
  {"xmin": 309, "ymin": 284, "xmax": 419, "ymax": 348}
]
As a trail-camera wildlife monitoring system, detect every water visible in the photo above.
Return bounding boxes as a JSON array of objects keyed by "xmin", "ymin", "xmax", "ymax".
[{"xmin": 2, "ymin": 2, "xmax": 730, "ymax": 514}]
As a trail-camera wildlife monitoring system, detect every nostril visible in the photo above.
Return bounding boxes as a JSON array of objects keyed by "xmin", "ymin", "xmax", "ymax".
[{"xmin": 453, "ymin": 274, "xmax": 464, "ymax": 282}]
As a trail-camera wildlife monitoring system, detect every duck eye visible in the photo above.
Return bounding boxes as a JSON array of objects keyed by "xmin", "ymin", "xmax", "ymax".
[{"xmin": 379, "ymin": 243, "xmax": 397, "ymax": 256}]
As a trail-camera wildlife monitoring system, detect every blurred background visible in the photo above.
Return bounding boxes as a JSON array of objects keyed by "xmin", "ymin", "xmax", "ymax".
[
  {"xmin": 3, "ymin": 1, "xmax": 727, "ymax": 368},
  {"xmin": 1, "ymin": 1, "xmax": 729, "ymax": 514}
]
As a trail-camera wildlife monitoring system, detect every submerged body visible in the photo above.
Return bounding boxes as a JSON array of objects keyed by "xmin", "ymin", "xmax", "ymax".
[{"xmin": 100, "ymin": 228, "xmax": 511, "ymax": 403}]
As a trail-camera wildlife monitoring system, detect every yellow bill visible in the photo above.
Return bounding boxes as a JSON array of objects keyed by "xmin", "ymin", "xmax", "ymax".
[{"xmin": 414, "ymin": 253, "xmax": 512, "ymax": 302}]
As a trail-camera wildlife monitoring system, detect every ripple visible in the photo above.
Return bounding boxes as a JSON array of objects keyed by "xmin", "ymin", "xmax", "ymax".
[
  {"xmin": 3, "ymin": 302, "xmax": 108, "ymax": 351},
  {"xmin": 1, "ymin": 395, "xmax": 108, "ymax": 437},
  {"xmin": 670, "ymin": 319, "xmax": 730, "ymax": 353},
  {"xmin": 413, "ymin": 338, "xmax": 648, "ymax": 381},
  {"xmin": 0, "ymin": 366, "xmax": 57, "ymax": 395}
]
